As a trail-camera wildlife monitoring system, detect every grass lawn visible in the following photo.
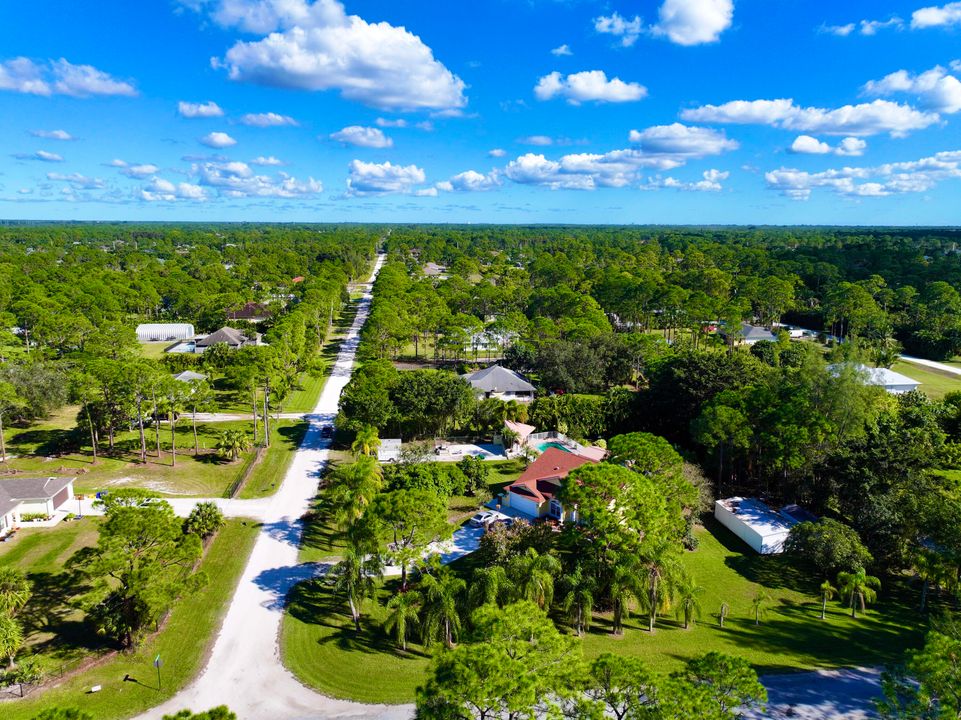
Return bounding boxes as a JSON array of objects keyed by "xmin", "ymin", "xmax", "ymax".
[
  {"xmin": 236, "ymin": 420, "xmax": 307, "ymax": 499},
  {"xmin": 892, "ymin": 359, "xmax": 961, "ymax": 399},
  {"xmin": 1, "ymin": 518, "xmax": 259, "ymax": 720},
  {"xmin": 138, "ymin": 342, "xmax": 172, "ymax": 360},
  {"xmin": 281, "ymin": 518, "xmax": 925, "ymax": 705}
]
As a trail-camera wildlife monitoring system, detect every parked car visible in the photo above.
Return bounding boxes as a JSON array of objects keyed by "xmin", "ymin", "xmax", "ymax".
[{"xmin": 469, "ymin": 510, "xmax": 496, "ymax": 528}]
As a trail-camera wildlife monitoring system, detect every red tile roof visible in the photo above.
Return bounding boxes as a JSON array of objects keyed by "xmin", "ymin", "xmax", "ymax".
[{"xmin": 507, "ymin": 448, "xmax": 597, "ymax": 504}]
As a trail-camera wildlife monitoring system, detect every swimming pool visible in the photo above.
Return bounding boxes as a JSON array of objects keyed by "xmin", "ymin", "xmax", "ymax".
[{"xmin": 536, "ymin": 441, "xmax": 572, "ymax": 453}]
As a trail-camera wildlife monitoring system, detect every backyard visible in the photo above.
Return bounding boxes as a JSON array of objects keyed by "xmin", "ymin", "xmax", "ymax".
[{"xmin": 893, "ymin": 359, "xmax": 961, "ymax": 399}]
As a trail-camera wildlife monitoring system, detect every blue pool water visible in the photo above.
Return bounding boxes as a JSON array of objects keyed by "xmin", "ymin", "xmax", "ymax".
[{"xmin": 536, "ymin": 441, "xmax": 571, "ymax": 453}]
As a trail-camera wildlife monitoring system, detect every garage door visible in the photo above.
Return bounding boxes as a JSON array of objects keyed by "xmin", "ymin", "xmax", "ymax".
[{"xmin": 52, "ymin": 487, "xmax": 70, "ymax": 510}]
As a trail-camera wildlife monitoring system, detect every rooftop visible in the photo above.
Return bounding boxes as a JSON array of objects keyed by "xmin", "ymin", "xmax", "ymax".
[
  {"xmin": 462, "ymin": 365, "xmax": 535, "ymax": 394},
  {"xmin": 508, "ymin": 448, "xmax": 597, "ymax": 503},
  {"xmin": 0, "ymin": 476, "xmax": 73, "ymax": 505},
  {"xmin": 716, "ymin": 497, "xmax": 796, "ymax": 537}
]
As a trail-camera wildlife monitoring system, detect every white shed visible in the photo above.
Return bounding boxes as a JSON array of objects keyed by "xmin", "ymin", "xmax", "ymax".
[
  {"xmin": 829, "ymin": 363, "xmax": 921, "ymax": 395},
  {"xmin": 714, "ymin": 497, "xmax": 798, "ymax": 555},
  {"xmin": 377, "ymin": 438, "xmax": 402, "ymax": 463},
  {"xmin": 136, "ymin": 323, "xmax": 195, "ymax": 342}
]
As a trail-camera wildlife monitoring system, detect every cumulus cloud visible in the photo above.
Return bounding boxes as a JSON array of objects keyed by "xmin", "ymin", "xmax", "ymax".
[
  {"xmin": 200, "ymin": 131, "xmax": 238, "ymax": 148},
  {"xmin": 113, "ymin": 161, "xmax": 160, "ymax": 178},
  {"xmin": 681, "ymin": 97, "xmax": 939, "ymax": 136},
  {"xmin": 823, "ymin": 17, "xmax": 905, "ymax": 35},
  {"xmin": 329, "ymin": 125, "xmax": 393, "ymax": 148},
  {"xmin": 13, "ymin": 150, "xmax": 64, "ymax": 162},
  {"xmin": 250, "ymin": 155, "xmax": 285, "ymax": 166},
  {"xmin": 653, "ymin": 0, "xmax": 733, "ymax": 46},
  {"xmin": 863, "ymin": 65, "xmax": 961, "ymax": 114},
  {"xmin": 594, "ymin": 13, "xmax": 643, "ymax": 47},
  {"xmin": 488, "ymin": 148, "xmax": 507, "ymax": 158},
  {"xmin": 141, "ymin": 177, "xmax": 208, "ymax": 202},
  {"xmin": 765, "ymin": 150, "xmax": 961, "ymax": 200},
  {"xmin": 193, "ymin": 159, "xmax": 322, "ymax": 197},
  {"xmin": 790, "ymin": 135, "xmax": 866, "ymax": 156},
  {"xmin": 643, "ymin": 168, "xmax": 730, "ymax": 192},
  {"xmin": 534, "ymin": 70, "xmax": 646, "ymax": 104},
  {"xmin": 518, "ymin": 135, "xmax": 555, "ymax": 146},
  {"xmin": 376, "ymin": 117, "xmax": 407, "ymax": 128},
  {"xmin": 0, "ymin": 57, "xmax": 136, "ymax": 97},
  {"xmin": 551, "ymin": 44, "xmax": 573, "ymax": 56},
  {"xmin": 436, "ymin": 169, "xmax": 501, "ymax": 192},
  {"xmin": 240, "ymin": 111, "xmax": 299, "ymax": 127},
  {"xmin": 178, "ymin": 100, "xmax": 224, "ymax": 118},
  {"xmin": 47, "ymin": 172, "xmax": 104, "ymax": 189},
  {"xmin": 30, "ymin": 129, "xmax": 73, "ymax": 140},
  {"xmin": 911, "ymin": 2, "xmax": 961, "ymax": 29},
  {"xmin": 185, "ymin": 0, "xmax": 466, "ymax": 111},
  {"xmin": 628, "ymin": 123, "xmax": 739, "ymax": 156},
  {"xmin": 345, "ymin": 159, "xmax": 428, "ymax": 196}
]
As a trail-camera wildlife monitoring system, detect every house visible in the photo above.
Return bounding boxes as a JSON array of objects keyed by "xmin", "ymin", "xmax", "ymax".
[
  {"xmin": 501, "ymin": 448, "xmax": 597, "ymax": 522},
  {"xmin": 829, "ymin": 363, "xmax": 920, "ymax": 394},
  {"xmin": 196, "ymin": 327, "xmax": 261, "ymax": 352},
  {"xmin": 227, "ymin": 302, "xmax": 273, "ymax": 324},
  {"xmin": 136, "ymin": 323, "xmax": 195, "ymax": 342},
  {"xmin": 461, "ymin": 365, "xmax": 536, "ymax": 403},
  {"xmin": 0, "ymin": 477, "xmax": 75, "ymax": 536},
  {"xmin": 723, "ymin": 323, "xmax": 778, "ymax": 345},
  {"xmin": 713, "ymin": 497, "xmax": 802, "ymax": 554},
  {"xmin": 172, "ymin": 370, "xmax": 208, "ymax": 383},
  {"xmin": 423, "ymin": 262, "xmax": 448, "ymax": 278}
]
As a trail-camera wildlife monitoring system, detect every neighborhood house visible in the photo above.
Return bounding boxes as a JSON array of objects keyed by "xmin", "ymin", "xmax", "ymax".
[
  {"xmin": 462, "ymin": 365, "xmax": 536, "ymax": 403},
  {"xmin": 0, "ymin": 477, "xmax": 75, "ymax": 537},
  {"xmin": 501, "ymin": 447, "xmax": 597, "ymax": 522},
  {"xmin": 829, "ymin": 363, "xmax": 921, "ymax": 395}
]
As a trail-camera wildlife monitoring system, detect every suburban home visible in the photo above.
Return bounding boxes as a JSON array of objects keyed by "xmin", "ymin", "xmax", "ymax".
[
  {"xmin": 227, "ymin": 301, "xmax": 273, "ymax": 324},
  {"xmin": 714, "ymin": 497, "xmax": 805, "ymax": 554},
  {"xmin": 136, "ymin": 323, "xmax": 195, "ymax": 342},
  {"xmin": 196, "ymin": 327, "xmax": 261, "ymax": 352},
  {"xmin": 723, "ymin": 323, "xmax": 778, "ymax": 345},
  {"xmin": 828, "ymin": 363, "xmax": 921, "ymax": 394},
  {"xmin": 172, "ymin": 370, "xmax": 208, "ymax": 383},
  {"xmin": 501, "ymin": 448, "xmax": 597, "ymax": 522},
  {"xmin": 0, "ymin": 477, "xmax": 75, "ymax": 536},
  {"xmin": 422, "ymin": 262, "xmax": 448, "ymax": 278},
  {"xmin": 461, "ymin": 365, "xmax": 536, "ymax": 403}
]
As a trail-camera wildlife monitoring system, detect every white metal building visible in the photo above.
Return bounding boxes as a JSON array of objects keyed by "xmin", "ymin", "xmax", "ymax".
[
  {"xmin": 136, "ymin": 323, "xmax": 195, "ymax": 342},
  {"xmin": 714, "ymin": 497, "xmax": 798, "ymax": 555},
  {"xmin": 829, "ymin": 363, "xmax": 921, "ymax": 394}
]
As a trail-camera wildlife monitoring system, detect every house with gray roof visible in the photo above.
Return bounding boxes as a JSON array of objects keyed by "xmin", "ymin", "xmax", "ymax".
[
  {"xmin": 0, "ymin": 477, "xmax": 75, "ymax": 536},
  {"xmin": 196, "ymin": 327, "xmax": 261, "ymax": 352},
  {"xmin": 721, "ymin": 322, "xmax": 778, "ymax": 346},
  {"xmin": 461, "ymin": 365, "xmax": 536, "ymax": 403},
  {"xmin": 172, "ymin": 370, "xmax": 208, "ymax": 383}
]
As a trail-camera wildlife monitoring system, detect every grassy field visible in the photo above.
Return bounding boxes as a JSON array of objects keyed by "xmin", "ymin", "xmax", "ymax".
[
  {"xmin": 892, "ymin": 359, "xmax": 961, "ymax": 399},
  {"xmin": 281, "ymin": 518, "xmax": 924, "ymax": 704},
  {"xmin": 1, "ymin": 518, "xmax": 259, "ymax": 720}
]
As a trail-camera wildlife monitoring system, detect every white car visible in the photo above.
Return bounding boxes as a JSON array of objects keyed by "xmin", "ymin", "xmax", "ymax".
[{"xmin": 469, "ymin": 511, "xmax": 496, "ymax": 528}]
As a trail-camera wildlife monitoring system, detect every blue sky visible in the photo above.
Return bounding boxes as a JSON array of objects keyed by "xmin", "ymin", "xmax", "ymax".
[{"xmin": 1, "ymin": 0, "xmax": 961, "ymax": 224}]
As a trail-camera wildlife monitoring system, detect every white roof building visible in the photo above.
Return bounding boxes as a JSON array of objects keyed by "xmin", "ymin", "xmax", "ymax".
[
  {"xmin": 137, "ymin": 323, "xmax": 195, "ymax": 342},
  {"xmin": 377, "ymin": 438, "xmax": 403, "ymax": 463},
  {"xmin": 829, "ymin": 363, "xmax": 921, "ymax": 394},
  {"xmin": 714, "ymin": 497, "xmax": 800, "ymax": 555}
]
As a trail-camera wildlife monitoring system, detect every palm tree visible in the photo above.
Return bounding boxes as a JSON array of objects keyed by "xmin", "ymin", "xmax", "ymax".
[
  {"xmin": 508, "ymin": 548, "xmax": 562, "ymax": 610},
  {"xmin": 818, "ymin": 580, "xmax": 837, "ymax": 620},
  {"xmin": 609, "ymin": 559, "xmax": 643, "ymax": 636},
  {"xmin": 216, "ymin": 429, "xmax": 251, "ymax": 462},
  {"xmin": 328, "ymin": 456, "xmax": 383, "ymax": 530},
  {"xmin": 0, "ymin": 568, "xmax": 31, "ymax": 616},
  {"xmin": 750, "ymin": 590, "xmax": 772, "ymax": 626},
  {"xmin": 639, "ymin": 547, "xmax": 683, "ymax": 632},
  {"xmin": 0, "ymin": 612, "xmax": 23, "ymax": 669},
  {"xmin": 467, "ymin": 566, "xmax": 512, "ymax": 610},
  {"xmin": 384, "ymin": 590, "xmax": 421, "ymax": 651},
  {"xmin": 837, "ymin": 569, "xmax": 881, "ymax": 619},
  {"xmin": 675, "ymin": 578, "xmax": 703, "ymax": 629},
  {"xmin": 329, "ymin": 548, "xmax": 378, "ymax": 631},
  {"xmin": 559, "ymin": 564, "xmax": 595, "ymax": 636},
  {"xmin": 420, "ymin": 567, "xmax": 465, "ymax": 648},
  {"xmin": 351, "ymin": 425, "xmax": 380, "ymax": 457},
  {"xmin": 913, "ymin": 549, "xmax": 943, "ymax": 612}
]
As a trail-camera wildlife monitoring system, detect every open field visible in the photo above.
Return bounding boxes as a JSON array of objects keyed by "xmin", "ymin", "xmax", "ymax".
[
  {"xmin": 281, "ymin": 518, "xmax": 925, "ymax": 705},
  {"xmin": 893, "ymin": 359, "xmax": 961, "ymax": 399},
  {"xmin": 1, "ymin": 518, "xmax": 259, "ymax": 720}
]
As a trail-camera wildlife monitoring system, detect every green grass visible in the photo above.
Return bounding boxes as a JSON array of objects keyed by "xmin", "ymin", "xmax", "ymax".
[
  {"xmin": 236, "ymin": 420, "xmax": 308, "ymax": 499},
  {"xmin": 1, "ymin": 519, "xmax": 259, "ymax": 720},
  {"xmin": 892, "ymin": 359, "xmax": 961, "ymax": 399},
  {"xmin": 280, "ymin": 373, "xmax": 328, "ymax": 413},
  {"xmin": 138, "ymin": 342, "xmax": 172, "ymax": 360},
  {"xmin": 281, "ymin": 518, "xmax": 925, "ymax": 704}
]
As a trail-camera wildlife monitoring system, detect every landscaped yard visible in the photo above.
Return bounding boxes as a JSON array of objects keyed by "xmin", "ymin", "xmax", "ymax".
[
  {"xmin": 281, "ymin": 518, "xmax": 925, "ymax": 704},
  {"xmin": 893, "ymin": 359, "xmax": 961, "ymax": 399},
  {"xmin": 1, "ymin": 518, "xmax": 259, "ymax": 720}
]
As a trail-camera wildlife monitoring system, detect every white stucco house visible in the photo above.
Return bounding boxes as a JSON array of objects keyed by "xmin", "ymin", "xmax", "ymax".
[
  {"xmin": 461, "ymin": 365, "xmax": 536, "ymax": 403},
  {"xmin": 501, "ymin": 448, "xmax": 597, "ymax": 522},
  {"xmin": 0, "ymin": 477, "xmax": 75, "ymax": 536}
]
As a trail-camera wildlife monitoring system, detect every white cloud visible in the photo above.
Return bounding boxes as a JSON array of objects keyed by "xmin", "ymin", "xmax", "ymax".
[
  {"xmin": 141, "ymin": 177, "xmax": 209, "ymax": 202},
  {"xmin": 653, "ymin": 0, "xmax": 733, "ymax": 46},
  {"xmin": 345, "ymin": 159, "xmax": 428, "ymax": 196},
  {"xmin": 122, "ymin": 163, "xmax": 160, "ymax": 178},
  {"xmin": 823, "ymin": 23, "xmax": 856, "ymax": 36},
  {"xmin": 594, "ymin": 13, "xmax": 643, "ymax": 47},
  {"xmin": 643, "ymin": 168, "xmax": 730, "ymax": 192},
  {"xmin": 864, "ymin": 65, "xmax": 961, "ymax": 114},
  {"xmin": 550, "ymin": 44, "xmax": 573, "ymax": 56},
  {"xmin": 519, "ymin": 135, "xmax": 555, "ymax": 146},
  {"xmin": 837, "ymin": 137, "xmax": 868, "ymax": 156},
  {"xmin": 860, "ymin": 18, "xmax": 904, "ymax": 34},
  {"xmin": 239, "ymin": 111, "xmax": 299, "ymax": 127},
  {"xmin": 436, "ymin": 169, "xmax": 501, "ymax": 192},
  {"xmin": 14, "ymin": 150, "xmax": 64, "ymax": 162},
  {"xmin": 47, "ymin": 172, "xmax": 104, "ymax": 189},
  {"xmin": 628, "ymin": 123, "xmax": 738, "ymax": 156},
  {"xmin": 0, "ymin": 57, "xmax": 136, "ymax": 97},
  {"xmin": 329, "ymin": 125, "xmax": 393, "ymax": 148},
  {"xmin": 250, "ymin": 155, "xmax": 285, "ymax": 166},
  {"xmin": 178, "ymin": 100, "xmax": 224, "ymax": 118},
  {"xmin": 30, "ymin": 129, "xmax": 73, "ymax": 140},
  {"xmin": 488, "ymin": 148, "xmax": 507, "ymax": 158},
  {"xmin": 200, "ymin": 131, "xmax": 238, "ymax": 148},
  {"xmin": 765, "ymin": 150, "xmax": 961, "ymax": 200},
  {"xmin": 187, "ymin": 0, "xmax": 466, "ymax": 111},
  {"xmin": 534, "ymin": 70, "xmax": 646, "ymax": 105},
  {"xmin": 376, "ymin": 117, "xmax": 407, "ymax": 128},
  {"xmin": 911, "ymin": 2, "xmax": 961, "ymax": 29},
  {"xmin": 681, "ymin": 98, "xmax": 939, "ymax": 137},
  {"xmin": 791, "ymin": 135, "xmax": 867, "ymax": 156},
  {"xmin": 193, "ymin": 159, "xmax": 322, "ymax": 197}
]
